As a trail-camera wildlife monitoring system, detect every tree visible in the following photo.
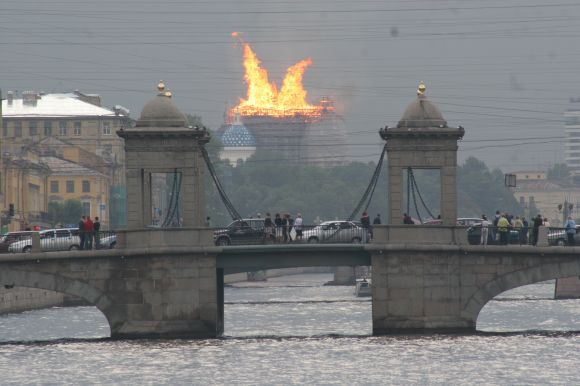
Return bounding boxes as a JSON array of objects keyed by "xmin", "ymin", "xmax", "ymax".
[
  {"xmin": 185, "ymin": 114, "xmax": 204, "ymax": 128},
  {"xmin": 547, "ymin": 163, "xmax": 570, "ymax": 181},
  {"xmin": 47, "ymin": 199, "xmax": 83, "ymax": 226},
  {"xmin": 202, "ymin": 151, "xmax": 522, "ymax": 226},
  {"xmin": 458, "ymin": 157, "xmax": 522, "ymax": 217}
]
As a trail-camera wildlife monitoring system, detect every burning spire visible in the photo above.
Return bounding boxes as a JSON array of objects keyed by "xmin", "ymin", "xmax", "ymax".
[{"xmin": 230, "ymin": 32, "xmax": 331, "ymax": 119}]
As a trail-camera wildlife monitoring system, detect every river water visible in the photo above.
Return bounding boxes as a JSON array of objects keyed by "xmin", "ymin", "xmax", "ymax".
[{"xmin": 0, "ymin": 273, "xmax": 579, "ymax": 384}]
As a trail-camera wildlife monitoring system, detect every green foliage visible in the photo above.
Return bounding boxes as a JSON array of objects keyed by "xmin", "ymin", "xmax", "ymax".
[
  {"xmin": 203, "ymin": 151, "xmax": 521, "ymax": 226},
  {"xmin": 547, "ymin": 163, "xmax": 571, "ymax": 181},
  {"xmin": 458, "ymin": 157, "xmax": 522, "ymax": 217},
  {"xmin": 185, "ymin": 114, "xmax": 204, "ymax": 128},
  {"xmin": 205, "ymin": 148, "xmax": 382, "ymax": 226},
  {"xmin": 47, "ymin": 199, "xmax": 83, "ymax": 226}
]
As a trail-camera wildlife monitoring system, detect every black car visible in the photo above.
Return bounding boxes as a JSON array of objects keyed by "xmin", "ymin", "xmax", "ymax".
[
  {"xmin": 467, "ymin": 224, "xmax": 523, "ymax": 245},
  {"xmin": 213, "ymin": 219, "xmax": 275, "ymax": 246}
]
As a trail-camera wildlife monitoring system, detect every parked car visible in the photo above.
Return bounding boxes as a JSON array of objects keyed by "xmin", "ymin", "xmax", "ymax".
[
  {"xmin": 0, "ymin": 231, "xmax": 35, "ymax": 253},
  {"xmin": 424, "ymin": 218, "xmax": 483, "ymax": 226},
  {"xmin": 8, "ymin": 228, "xmax": 81, "ymax": 253},
  {"xmin": 548, "ymin": 225, "xmax": 580, "ymax": 246},
  {"xmin": 457, "ymin": 218, "xmax": 484, "ymax": 226},
  {"xmin": 97, "ymin": 232, "xmax": 117, "ymax": 249},
  {"xmin": 467, "ymin": 224, "xmax": 522, "ymax": 245},
  {"xmin": 302, "ymin": 221, "xmax": 368, "ymax": 243},
  {"xmin": 213, "ymin": 219, "xmax": 274, "ymax": 246}
]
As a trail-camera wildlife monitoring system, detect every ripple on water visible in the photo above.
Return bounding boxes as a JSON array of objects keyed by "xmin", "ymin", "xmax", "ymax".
[{"xmin": 0, "ymin": 276, "xmax": 579, "ymax": 384}]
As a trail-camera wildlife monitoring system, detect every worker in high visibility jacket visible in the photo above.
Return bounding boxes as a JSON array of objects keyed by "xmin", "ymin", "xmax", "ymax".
[{"xmin": 497, "ymin": 214, "xmax": 510, "ymax": 245}]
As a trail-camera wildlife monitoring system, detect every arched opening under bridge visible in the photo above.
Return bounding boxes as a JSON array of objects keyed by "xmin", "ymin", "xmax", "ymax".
[
  {"xmin": 475, "ymin": 279, "xmax": 580, "ymax": 332},
  {"xmin": 0, "ymin": 269, "xmax": 114, "ymax": 340},
  {"xmin": 222, "ymin": 267, "xmax": 372, "ymax": 337}
]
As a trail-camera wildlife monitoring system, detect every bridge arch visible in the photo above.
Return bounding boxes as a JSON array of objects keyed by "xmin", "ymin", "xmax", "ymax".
[
  {"xmin": 0, "ymin": 268, "xmax": 114, "ymax": 333},
  {"xmin": 462, "ymin": 259, "xmax": 580, "ymax": 325}
]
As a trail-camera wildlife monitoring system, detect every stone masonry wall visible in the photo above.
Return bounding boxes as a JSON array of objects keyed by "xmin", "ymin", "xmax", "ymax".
[{"xmin": 0, "ymin": 287, "xmax": 64, "ymax": 315}]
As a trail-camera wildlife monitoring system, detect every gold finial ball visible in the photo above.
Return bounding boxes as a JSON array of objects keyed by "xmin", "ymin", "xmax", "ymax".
[
  {"xmin": 164, "ymin": 90, "xmax": 172, "ymax": 98},
  {"xmin": 157, "ymin": 80, "xmax": 165, "ymax": 93},
  {"xmin": 417, "ymin": 81, "xmax": 426, "ymax": 96}
]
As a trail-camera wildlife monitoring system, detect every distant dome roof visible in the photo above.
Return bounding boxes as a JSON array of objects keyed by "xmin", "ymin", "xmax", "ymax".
[
  {"xmin": 136, "ymin": 82, "xmax": 187, "ymax": 127},
  {"xmin": 397, "ymin": 96, "xmax": 447, "ymax": 128},
  {"xmin": 221, "ymin": 124, "xmax": 256, "ymax": 147}
]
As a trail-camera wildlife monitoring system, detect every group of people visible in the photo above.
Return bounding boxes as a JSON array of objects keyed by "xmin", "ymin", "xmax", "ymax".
[
  {"xmin": 480, "ymin": 211, "xmax": 551, "ymax": 246},
  {"xmin": 262, "ymin": 212, "xmax": 303, "ymax": 243},
  {"xmin": 78, "ymin": 215, "xmax": 101, "ymax": 250},
  {"xmin": 360, "ymin": 212, "xmax": 381, "ymax": 241}
]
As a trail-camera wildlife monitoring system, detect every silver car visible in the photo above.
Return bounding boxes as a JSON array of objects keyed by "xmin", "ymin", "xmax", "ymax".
[
  {"xmin": 302, "ymin": 221, "xmax": 368, "ymax": 244},
  {"xmin": 8, "ymin": 228, "xmax": 81, "ymax": 253},
  {"xmin": 97, "ymin": 233, "xmax": 117, "ymax": 249}
]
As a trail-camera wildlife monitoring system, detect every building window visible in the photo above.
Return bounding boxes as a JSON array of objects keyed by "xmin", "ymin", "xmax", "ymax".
[
  {"xmin": 29, "ymin": 121, "xmax": 37, "ymax": 136},
  {"xmin": 66, "ymin": 180, "xmax": 74, "ymax": 193},
  {"xmin": 44, "ymin": 121, "xmax": 52, "ymax": 136},
  {"xmin": 82, "ymin": 180, "xmax": 90, "ymax": 193},
  {"xmin": 14, "ymin": 122, "xmax": 22, "ymax": 137},
  {"xmin": 103, "ymin": 121, "xmax": 111, "ymax": 135},
  {"xmin": 74, "ymin": 121, "xmax": 81, "ymax": 136},
  {"xmin": 2, "ymin": 121, "xmax": 7, "ymax": 137},
  {"xmin": 59, "ymin": 121, "xmax": 67, "ymax": 136},
  {"xmin": 82, "ymin": 202, "xmax": 91, "ymax": 217},
  {"xmin": 50, "ymin": 181, "xmax": 59, "ymax": 193}
]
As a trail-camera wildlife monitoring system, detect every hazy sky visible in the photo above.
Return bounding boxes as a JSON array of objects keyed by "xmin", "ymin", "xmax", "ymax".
[{"xmin": 2, "ymin": 0, "xmax": 580, "ymax": 171}]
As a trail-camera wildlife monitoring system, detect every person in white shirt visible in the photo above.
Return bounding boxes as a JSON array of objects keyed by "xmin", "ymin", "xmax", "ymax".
[
  {"xmin": 294, "ymin": 213, "xmax": 303, "ymax": 241},
  {"xmin": 481, "ymin": 214, "xmax": 490, "ymax": 245}
]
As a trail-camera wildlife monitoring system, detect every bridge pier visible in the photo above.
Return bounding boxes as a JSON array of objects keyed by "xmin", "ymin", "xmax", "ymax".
[
  {"xmin": 371, "ymin": 248, "xmax": 473, "ymax": 334},
  {"xmin": 104, "ymin": 252, "xmax": 221, "ymax": 339}
]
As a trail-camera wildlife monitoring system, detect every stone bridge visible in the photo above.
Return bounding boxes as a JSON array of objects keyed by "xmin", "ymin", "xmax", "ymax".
[{"xmin": 1, "ymin": 227, "xmax": 580, "ymax": 338}]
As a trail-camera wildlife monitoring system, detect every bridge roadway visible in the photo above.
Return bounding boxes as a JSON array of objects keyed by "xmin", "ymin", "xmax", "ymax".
[{"xmin": 1, "ymin": 237, "xmax": 580, "ymax": 338}]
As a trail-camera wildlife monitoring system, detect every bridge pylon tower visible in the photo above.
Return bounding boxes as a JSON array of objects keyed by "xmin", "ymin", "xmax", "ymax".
[
  {"xmin": 380, "ymin": 82, "xmax": 464, "ymax": 226},
  {"xmin": 117, "ymin": 81, "xmax": 210, "ymax": 230}
]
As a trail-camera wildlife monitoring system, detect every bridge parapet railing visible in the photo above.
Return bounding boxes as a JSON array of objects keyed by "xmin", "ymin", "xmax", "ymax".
[
  {"xmin": 462, "ymin": 225, "xmax": 555, "ymax": 247},
  {"xmin": 372, "ymin": 224, "xmax": 559, "ymax": 247},
  {"xmin": 371, "ymin": 225, "xmax": 470, "ymax": 245},
  {"xmin": 1, "ymin": 229, "xmax": 117, "ymax": 253},
  {"xmin": 212, "ymin": 224, "xmax": 371, "ymax": 246},
  {"xmin": 116, "ymin": 228, "xmax": 214, "ymax": 249}
]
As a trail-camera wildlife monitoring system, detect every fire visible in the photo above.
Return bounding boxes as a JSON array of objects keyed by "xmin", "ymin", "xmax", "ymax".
[{"xmin": 230, "ymin": 36, "xmax": 331, "ymax": 118}]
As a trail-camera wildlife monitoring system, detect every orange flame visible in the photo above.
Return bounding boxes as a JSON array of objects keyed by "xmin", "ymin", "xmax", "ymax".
[{"xmin": 230, "ymin": 38, "xmax": 331, "ymax": 118}]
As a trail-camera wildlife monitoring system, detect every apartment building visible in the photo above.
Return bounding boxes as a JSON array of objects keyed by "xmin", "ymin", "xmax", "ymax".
[{"xmin": 1, "ymin": 90, "xmax": 130, "ymax": 230}]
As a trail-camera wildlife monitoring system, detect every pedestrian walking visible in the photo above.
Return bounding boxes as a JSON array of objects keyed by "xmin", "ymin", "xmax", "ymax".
[
  {"xmin": 282, "ymin": 214, "xmax": 289, "ymax": 243},
  {"xmin": 522, "ymin": 217, "xmax": 529, "ymax": 245},
  {"xmin": 294, "ymin": 213, "xmax": 303, "ymax": 241},
  {"xmin": 403, "ymin": 213, "xmax": 414, "ymax": 224},
  {"xmin": 497, "ymin": 213, "xmax": 510, "ymax": 245},
  {"xmin": 565, "ymin": 216, "xmax": 576, "ymax": 246},
  {"xmin": 360, "ymin": 211, "xmax": 370, "ymax": 242},
  {"xmin": 532, "ymin": 214, "xmax": 543, "ymax": 246},
  {"xmin": 481, "ymin": 215, "xmax": 490, "ymax": 245},
  {"xmin": 78, "ymin": 216, "xmax": 86, "ymax": 250},
  {"xmin": 274, "ymin": 213, "xmax": 282, "ymax": 242},
  {"xmin": 264, "ymin": 212, "xmax": 274, "ymax": 238},
  {"xmin": 287, "ymin": 213, "xmax": 294, "ymax": 242},
  {"xmin": 93, "ymin": 216, "xmax": 101, "ymax": 250},
  {"xmin": 513, "ymin": 216, "xmax": 524, "ymax": 244},
  {"xmin": 373, "ymin": 214, "xmax": 381, "ymax": 225},
  {"xmin": 85, "ymin": 216, "xmax": 94, "ymax": 250}
]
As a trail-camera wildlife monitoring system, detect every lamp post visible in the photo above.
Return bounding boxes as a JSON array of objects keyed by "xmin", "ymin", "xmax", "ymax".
[{"xmin": 558, "ymin": 201, "xmax": 574, "ymax": 225}]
